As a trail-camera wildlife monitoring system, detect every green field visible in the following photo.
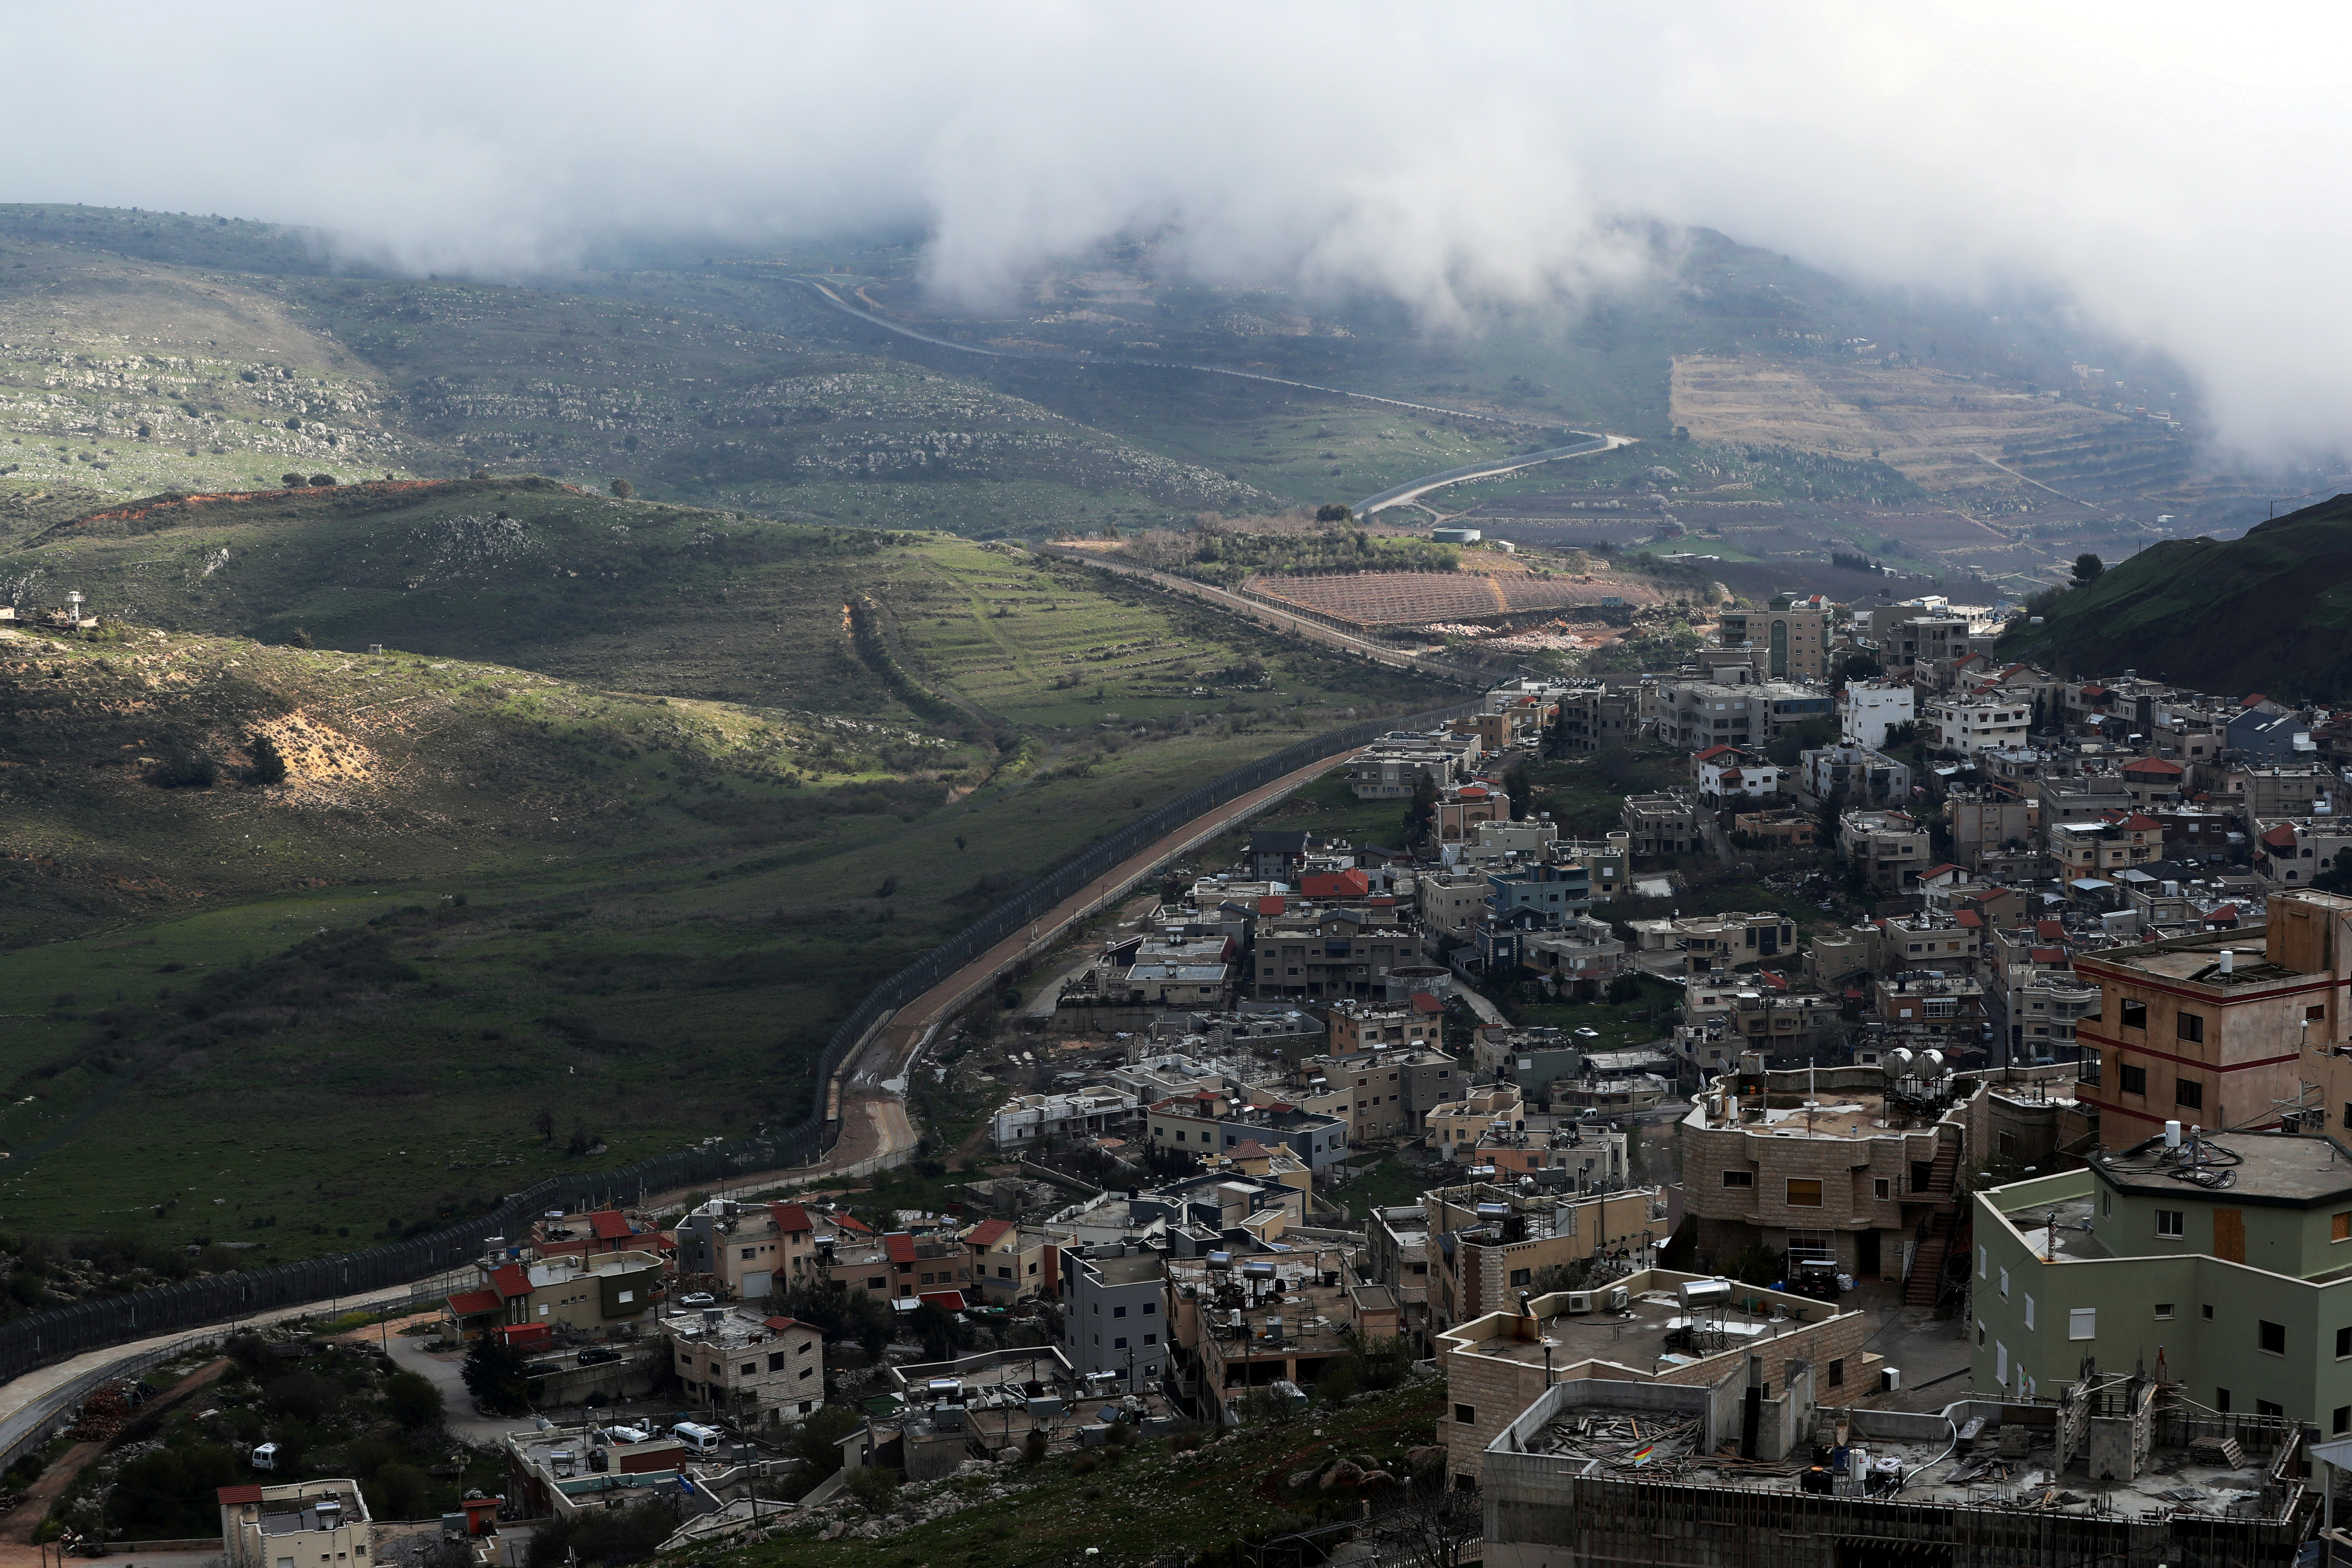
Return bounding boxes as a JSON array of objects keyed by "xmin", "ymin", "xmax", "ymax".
[{"xmin": 0, "ymin": 484, "xmax": 1446, "ymax": 1256}]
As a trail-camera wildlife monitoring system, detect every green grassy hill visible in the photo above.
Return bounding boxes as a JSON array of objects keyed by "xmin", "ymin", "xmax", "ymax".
[
  {"xmin": 1997, "ymin": 493, "xmax": 2352, "ymax": 697},
  {"xmin": 0, "ymin": 483, "xmax": 1443, "ymax": 1251}
]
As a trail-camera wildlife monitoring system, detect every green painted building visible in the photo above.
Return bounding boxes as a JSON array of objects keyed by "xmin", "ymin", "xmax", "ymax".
[{"xmin": 1974, "ymin": 1130, "xmax": 2352, "ymax": 1432}]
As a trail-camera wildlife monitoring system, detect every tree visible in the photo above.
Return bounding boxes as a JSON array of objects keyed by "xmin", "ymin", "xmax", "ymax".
[
  {"xmin": 1839, "ymin": 651, "xmax": 1883, "ymax": 684},
  {"xmin": 1368, "ymin": 1477, "xmax": 1484, "ymax": 1568},
  {"xmin": 788, "ymin": 1404, "xmax": 863, "ymax": 1485},
  {"xmin": 308, "ymin": 474, "xmax": 337, "ymax": 487},
  {"xmin": 1315, "ymin": 503, "xmax": 1354, "ymax": 523},
  {"xmin": 460, "ymin": 1332, "xmax": 530, "ymax": 1415},
  {"xmin": 245, "ymin": 733, "xmax": 288, "ymax": 787},
  {"xmin": 280, "ymin": 472, "xmax": 305, "ymax": 487},
  {"xmin": 286, "ymin": 626, "xmax": 314, "ymax": 649},
  {"xmin": 1501, "ymin": 760, "xmax": 1533, "ymax": 821},
  {"xmin": 1604, "ymin": 974, "xmax": 1642, "ymax": 1004},
  {"xmin": 2071, "ymin": 552, "xmax": 2104, "ymax": 585},
  {"xmin": 381, "ymin": 1369, "xmax": 443, "ymax": 1429},
  {"xmin": 470, "ymin": 469, "xmax": 492, "ymax": 481},
  {"xmin": 1404, "ymin": 772, "xmax": 1439, "ymax": 847},
  {"xmin": 610, "ymin": 478, "xmax": 634, "ymax": 499}
]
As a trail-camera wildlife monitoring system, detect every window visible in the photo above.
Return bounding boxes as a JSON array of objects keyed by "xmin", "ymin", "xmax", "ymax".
[
  {"xmin": 2069, "ymin": 1308, "xmax": 2096, "ymax": 1341},
  {"xmin": 2119, "ymin": 1064, "xmax": 2148, "ymax": 1096},
  {"xmin": 2078, "ymin": 1050, "xmax": 2102, "ymax": 1087},
  {"xmin": 2156, "ymin": 1210, "xmax": 2184, "ymax": 1238},
  {"xmin": 1976, "ymin": 1320, "xmax": 1986, "ymax": 1347},
  {"xmin": 2259, "ymin": 1400, "xmax": 2285, "ymax": 1418},
  {"xmin": 1114, "ymin": 1337, "xmax": 1127, "ymax": 1350},
  {"xmin": 2203, "ymin": 1304, "xmax": 2215, "ymax": 1321},
  {"xmin": 2260, "ymin": 1320, "xmax": 2287, "ymax": 1355},
  {"xmin": 1114, "ymin": 1305, "xmax": 1127, "ymax": 1318},
  {"xmin": 1978, "ymin": 1246, "xmax": 1988, "ymax": 1279},
  {"xmin": 2216, "ymin": 1387, "xmax": 2230, "ymax": 1412},
  {"xmin": 1786, "ymin": 1178, "xmax": 1824, "ymax": 1207},
  {"xmin": 2156, "ymin": 1304, "xmax": 2174, "ymax": 1320},
  {"xmin": 2337, "ymin": 1407, "xmax": 2349, "ymax": 1436},
  {"xmin": 1455, "ymin": 1403, "xmax": 1476, "ymax": 1425},
  {"xmin": 1723, "ymin": 1170, "xmax": 1754, "ymax": 1188},
  {"xmin": 2338, "ymin": 1213, "xmax": 2352, "ymax": 1243},
  {"xmin": 1828, "ymin": 1358, "xmax": 1845, "ymax": 1387},
  {"xmin": 1143, "ymin": 1301, "xmax": 1156, "ymax": 1315},
  {"xmin": 1998, "ymin": 1268, "xmax": 2010, "ymax": 1299},
  {"xmin": 2177, "ymin": 1011, "xmax": 2204, "ymax": 1043},
  {"xmin": 767, "ymin": 1352, "xmax": 785, "ymax": 1372},
  {"xmin": 2024, "ymin": 1295, "xmax": 2036, "ymax": 1329},
  {"xmin": 1509, "ymin": 1268, "xmax": 1531, "ymax": 1287},
  {"xmin": 2101, "ymin": 1191, "xmax": 2113, "ymax": 1219},
  {"xmin": 1874, "ymin": 1178, "xmax": 1891, "ymax": 1201},
  {"xmin": 2176, "ymin": 1079, "xmax": 2204, "ymax": 1110},
  {"xmin": 2121, "ymin": 998, "xmax": 2148, "ymax": 1029}
]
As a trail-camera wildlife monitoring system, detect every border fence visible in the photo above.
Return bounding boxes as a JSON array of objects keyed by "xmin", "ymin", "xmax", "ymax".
[{"xmin": 0, "ymin": 695, "xmax": 1480, "ymax": 1387}]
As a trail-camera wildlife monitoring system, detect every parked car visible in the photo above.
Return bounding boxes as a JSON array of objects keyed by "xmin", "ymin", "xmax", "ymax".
[
  {"xmin": 677, "ymin": 1292, "xmax": 716, "ymax": 1309},
  {"xmin": 577, "ymin": 1346, "xmax": 624, "ymax": 1366}
]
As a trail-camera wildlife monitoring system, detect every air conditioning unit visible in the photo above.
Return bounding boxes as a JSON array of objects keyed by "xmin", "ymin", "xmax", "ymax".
[
  {"xmin": 1562, "ymin": 1291, "xmax": 1596, "ymax": 1315},
  {"xmin": 1881, "ymin": 1367, "xmax": 1902, "ymax": 1392},
  {"xmin": 1605, "ymin": 1286, "xmax": 1629, "ymax": 1312}
]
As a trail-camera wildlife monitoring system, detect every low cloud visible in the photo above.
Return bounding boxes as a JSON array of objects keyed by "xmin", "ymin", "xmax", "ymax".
[{"xmin": 7, "ymin": 2, "xmax": 2347, "ymax": 453}]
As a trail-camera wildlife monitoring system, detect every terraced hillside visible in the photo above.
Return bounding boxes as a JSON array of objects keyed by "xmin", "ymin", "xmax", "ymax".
[
  {"xmin": 0, "ymin": 482, "xmax": 1444, "ymax": 1248},
  {"xmin": 1999, "ymin": 493, "xmax": 2352, "ymax": 699}
]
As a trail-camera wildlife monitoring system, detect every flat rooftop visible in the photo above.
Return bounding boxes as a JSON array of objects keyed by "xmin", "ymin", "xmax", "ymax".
[
  {"xmin": 2085, "ymin": 1132, "xmax": 2352, "ymax": 1208},
  {"xmin": 1465, "ymin": 1284, "xmax": 1839, "ymax": 1378}
]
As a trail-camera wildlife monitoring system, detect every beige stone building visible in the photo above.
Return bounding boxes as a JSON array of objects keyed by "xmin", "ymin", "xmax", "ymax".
[
  {"xmin": 1421, "ymin": 1182, "xmax": 1660, "ymax": 1333},
  {"xmin": 1435, "ymin": 1272, "xmax": 1874, "ymax": 1488},
  {"xmin": 666, "ymin": 1305, "xmax": 824, "ymax": 1426},
  {"xmin": 217, "ymin": 1480, "xmax": 373, "ymax": 1568}
]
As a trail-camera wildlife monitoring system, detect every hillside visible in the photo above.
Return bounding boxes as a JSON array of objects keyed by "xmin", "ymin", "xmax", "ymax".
[
  {"xmin": 0, "ymin": 484, "xmax": 1445, "ymax": 1249},
  {"xmin": 1996, "ymin": 492, "xmax": 2352, "ymax": 697}
]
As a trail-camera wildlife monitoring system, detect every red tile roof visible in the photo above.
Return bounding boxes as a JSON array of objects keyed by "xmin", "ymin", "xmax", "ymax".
[
  {"xmin": 1955, "ymin": 910, "xmax": 1983, "ymax": 928},
  {"xmin": 769, "ymin": 1202, "xmax": 814, "ymax": 1233},
  {"xmin": 1920, "ymin": 864, "xmax": 1969, "ymax": 880},
  {"xmin": 588, "ymin": 1210, "xmax": 633, "ymax": 1242},
  {"xmin": 2035, "ymin": 920, "xmax": 2066, "ymax": 939},
  {"xmin": 2030, "ymin": 946, "xmax": 2068, "ymax": 964},
  {"xmin": 762, "ymin": 1315, "xmax": 808, "ymax": 1335},
  {"xmin": 917, "ymin": 1290, "xmax": 967, "ymax": 1312},
  {"xmin": 2263, "ymin": 824, "xmax": 2300, "ymax": 849},
  {"xmin": 2243, "ymin": 692, "xmax": 2267, "ymax": 706},
  {"xmin": 1694, "ymin": 744, "xmax": 1741, "ymax": 762},
  {"xmin": 884, "ymin": 1233, "xmax": 917, "ymax": 1265},
  {"xmin": 1228, "ymin": 1139, "xmax": 1274, "ymax": 1159},
  {"xmin": 217, "ymin": 1485, "xmax": 265, "ymax": 1506},
  {"xmin": 445, "ymin": 1288, "xmax": 501, "ymax": 1317},
  {"xmin": 834, "ymin": 1214, "xmax": 873, "ymax": 1235},
  {"xmin": 1410, "ymin": 991, "xmax": 1442, "ymax": 1014},
  {"xmin": 2123, "ymin": 756, "xmax": 2184, "ymax": 776},
  {"xmin": 1257, "ymin": 895, "xmax": 1287, "ymax": 916},
  {"xmin": 963, "ymin": 1218, "xmax": 1014, "ymax": 1247},
  {"xmin": 1302, "ymin": 869, "xmax": 1371, "ymax": 899},
  {"xmin": 488, "ymin": 1263, "xmax": 531, "ymax": 1299}
]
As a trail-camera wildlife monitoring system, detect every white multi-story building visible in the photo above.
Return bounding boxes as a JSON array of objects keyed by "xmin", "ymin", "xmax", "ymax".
[
  {"xmin": 1920, "ymin": 697, "xmax": 2033, "ymax": 756},
  {"xmin": 1840, "ymin": 682, "xmax": 1916, "ymax": 750},
  {"xmin": 988, "ymin": 1087, "xmax": 1138, "ymax": 1150}
]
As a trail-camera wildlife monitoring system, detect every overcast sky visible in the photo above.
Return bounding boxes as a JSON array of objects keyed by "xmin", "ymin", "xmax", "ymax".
[{"xmin": 7, "ymin": 2, "xmax": 2344, "ymax": 454}]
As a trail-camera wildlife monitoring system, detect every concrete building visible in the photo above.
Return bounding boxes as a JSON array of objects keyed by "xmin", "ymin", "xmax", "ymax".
[
  {"xmin": 1719, "ymin": 597, "xmax": 1834, "ymax": 682},
  {"xmin": 449, "ymin": 1250, "xmax": 663, "ymax": 1338},
  {"xmin": 665, "ymin": 1305, "xmax": 823, "ymax": 1426},
  {"xmin": 1693, "ymin": 744, "xmax": 1785, "ymax": 802},
  {"xmin": 987, "ymin": 1086, "xmax": 1139, "ymax": 1151},
  {"xmin": 1063, "ymin": 1248, "xmax": 1169, "ymax": 1392},
  {"xmin": 671, "ymin": 1200, "xmax": 832, "ymax": 1302},
  {"xmin": 1479, "ymin": 1379, "xmax": 2311, "ymax": 1568},
  {"xmin": 1974, "ymin": 1129, "xmax": 2352, "ymax": 1426},
  {"xmin": 1921, "ymin": 695, "xmax": 2034, "ymax": 756},
  {"xmin": 1839, "ymin": 681, "xmax": 1915, "ymax": 750},
  {"xmin": 1801, "ymin": 742, "xmax": 1911, "ymax": 809},
  {"xmin": 217, "ymin": 1480, "xmax": 373, "ymax": 1568},
  {"xmin": 1421, "ymin": 1182, "xmax": 1653, "ymax": 1333},
  {"xmin": 1249, "ymin": 906, "xmax": 1428, "ymax": 1000},
  {"xmin": 1627, "ymin": 910, "xmax": 1797, "ymax": 974},
  {"xmin": 1620, "ymin": 793, "xmax": 1700, "ymax": 856},
  {"xmin": 1435, "ymin": 1271, "xmax": 1871, "ymax": 1488},
  {"xmin": 2073, "ymin": 894, "xmax": 2352, "ymax": 1139},
  {"xmin": 1163, "ymin": 1246, "xmax": 1400, "ymax": 1421},
  {"xmin": 1839, "ymin": 809, "xmax": 1930, "ymax": 892},
  {"xmin": 1427, "ymin": 1082, "xmax": 1525, "ymax": 1160}
]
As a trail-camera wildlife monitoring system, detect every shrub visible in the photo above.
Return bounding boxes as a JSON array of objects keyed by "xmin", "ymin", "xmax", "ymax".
[
  {"xmin": 246, "ymin": 734, "xmax": 288, "ymax": 787},
  {"xmin": 610, "ymin": 478, "xmax": 634, "ymax": 498},
  {"xmin": 309, "ymin": 473, "xmax": 337, "ymax": 487},
  {"xmin": 845, "ymin": 1463, "xmax": 899, "ymax": 1512},
  {"xmin": 149, "ymin": 749, "xmax": 218, "ymax": 790},
  {"xmin": 279, "ymin": 472, "xmax": 304, "ymax": 487}
]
